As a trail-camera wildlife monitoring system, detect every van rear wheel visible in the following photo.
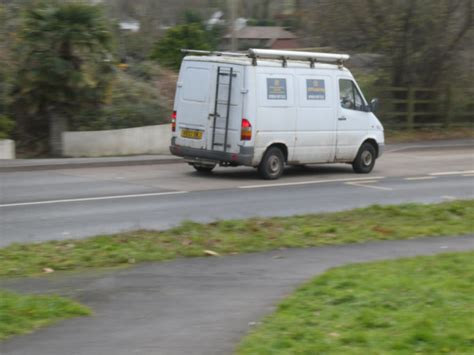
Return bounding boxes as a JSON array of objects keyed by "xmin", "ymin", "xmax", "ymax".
[
  {"xmin": 191, "ymin": 163, "xmax": 216, "ymax": 173},
  {"xmin": 258, "ymin": 147, "xmax": 285, "ymax": 180},
  {"xmin": 352, "ymin": 143, "xmax": 376, "ymax": 173}
]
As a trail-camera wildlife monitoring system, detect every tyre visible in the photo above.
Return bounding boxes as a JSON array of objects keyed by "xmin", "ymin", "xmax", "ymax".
[
  {"xmin": 258, "ymin": 147, "xmax": 285, "ymax": 180},
  {"xmin": 352, "ymin": 142, "xmax": 377, "ymax": 173},
  {"xmin": 192, "ymin": 163, "xmax": 216, "ymax": 173}
]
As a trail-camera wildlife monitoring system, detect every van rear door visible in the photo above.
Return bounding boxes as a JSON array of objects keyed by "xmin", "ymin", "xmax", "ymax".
[
  {"xmin": 176, "ymin": 61, "xmax": 244, "ymax": 154},
  {"xmin": 175, "ymin": 62, "xmax": 213, "ymax": 150},
  {"xmin": 208, "ymin": 65, "xmax": 244, "ymax": 153}
]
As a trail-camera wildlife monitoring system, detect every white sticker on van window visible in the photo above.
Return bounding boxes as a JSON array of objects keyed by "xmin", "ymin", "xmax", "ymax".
[
  {"xmin": 267, "ymin": 78, "xmax": 287, "ymax": 100},
  {"xmin": 306, "ymin": 79, "xmax": 326, "ymax": 100}
]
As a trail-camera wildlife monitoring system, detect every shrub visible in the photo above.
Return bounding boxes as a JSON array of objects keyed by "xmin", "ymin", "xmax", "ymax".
[
  {"xmin": 150, "ymin": 23, "xmax": 212, "ymax": 70},
  {"xmin": 73, "ymin": 71, "xmax": 168, "ymax": 131},
  {"xmin": 0, "ymin": 115, "xmax": 14, "ymax": 139}
]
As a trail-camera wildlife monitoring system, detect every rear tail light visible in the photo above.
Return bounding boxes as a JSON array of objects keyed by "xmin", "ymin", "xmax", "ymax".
[
  {"xmin": 241, "ymin": 118, "xmax": 252, "ymax": 141},
  {"xmin": 171, "ymin": 111, "xmax": 177, "ymax": 132}
]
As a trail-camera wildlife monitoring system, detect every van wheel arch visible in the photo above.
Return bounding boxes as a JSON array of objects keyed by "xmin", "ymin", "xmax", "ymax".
[
  {"xmin": 258, "ymin": 144, "xmax": 288, "ymax": 180},
  {"xmin": 265, "ymin": 143, "xmax": 288, "ymax": 162},
  {"xmin": 361, "ymin": 139, "xmax": 379, "ymax": 158},
  {"xmin": 352, "ymin": 141, "xmax": 377, "ymax": 174}
]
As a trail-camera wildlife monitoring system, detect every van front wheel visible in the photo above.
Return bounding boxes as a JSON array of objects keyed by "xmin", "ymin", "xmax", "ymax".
[
  {"xmin": 258, "ymin": 147, "xmax": 285, "ymax": 180},
  {"xmin": 352, "ymin": 143, "xmax": 376, "ymax": 173}
]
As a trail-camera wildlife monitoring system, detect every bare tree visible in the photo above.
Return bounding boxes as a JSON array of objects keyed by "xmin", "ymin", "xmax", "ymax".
[{"xmin": 304, "ymin": 0, "xmax": 473, "ymax": 86}]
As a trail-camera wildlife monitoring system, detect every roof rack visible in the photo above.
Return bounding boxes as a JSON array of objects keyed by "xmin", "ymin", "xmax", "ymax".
[
  {"xmin": 181, "ymin": 49, "xmax": 247, "ymax": 57},
  {"xmin": 248, "ymin": 49, "xmax": 350, "ymax": 68},
  {"xmin": 181, "ymin": 48, "xmax": 350, "ymax": 68}
]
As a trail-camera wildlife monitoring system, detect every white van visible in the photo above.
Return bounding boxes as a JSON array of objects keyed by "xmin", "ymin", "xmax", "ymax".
[{"xmin": 170, "ymin": 49, "xmax": 384, "ymax": 179}]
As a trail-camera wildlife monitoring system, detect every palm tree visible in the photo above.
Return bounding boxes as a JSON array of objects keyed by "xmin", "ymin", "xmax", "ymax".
[{"xmin": 16, "ymin": 1, "xmax": 112, "ymax": 156}]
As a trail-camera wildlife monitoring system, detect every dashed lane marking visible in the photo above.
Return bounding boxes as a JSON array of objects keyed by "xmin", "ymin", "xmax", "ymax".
[
  {"xmin": 0, "ymin": 191, "xmax": 189, "ymax": 208},
  {"xmin": 346, "ymin": 180, "xmax": 380, "ymax": 184},
  {"xmin": 430, "ymin": 170, "xmax": 474, "ymax": 176},
  {"xmin": 239, "ymin": 176, "xmax": 385, "ymax": 189},
  {"xmin": 404, "ymin": 176, "xmax": 436, "ymax": 181},
  {"xmin": 345, "ymin": 181, "xmax": 394, "ymax": 191}
]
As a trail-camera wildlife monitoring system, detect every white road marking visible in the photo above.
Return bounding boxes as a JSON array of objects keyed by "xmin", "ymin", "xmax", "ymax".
[
  {"xmin": 404, "ymin": 176, "xmax": 436, "ymax": 181},
  {"xmin": 0, "ymin": 191, "xmax": 189, "ymax": 208},
  {"xmin": 347, "ymin": 180, "xmax": 380, "ymax": 184},
  {"xmin": 462, "ymin": 173, "xmax": 474, "ymax": 177},
  {"xmin": 345, "ymin": 181, "xmax": 394, "ymax": 191},
  {"xmin": 239, "ymin": 176, "xmax": 385, "ymax": 189},
  {"xmin": 386, "ymin": 143, "xmax": 474, "ymax": 154},
  {"xmin": 430, "ymin": 170, "xmax": 474, "ymax": 176}
]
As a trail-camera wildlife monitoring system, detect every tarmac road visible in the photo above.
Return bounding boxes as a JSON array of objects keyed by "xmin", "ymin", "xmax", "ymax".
[
  {"xmin": 0, "ymin": 140, "xmax": 473, "ymax": 247},
  {"xmin": 1, "ymin": 235, "xmax": 473, "ymax": 355}
]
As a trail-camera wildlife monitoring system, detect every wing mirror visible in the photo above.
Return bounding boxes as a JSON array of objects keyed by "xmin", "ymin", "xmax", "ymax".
[{"xmin": 369, "ymin": 98, "xmax": 379, "ymax": 113}]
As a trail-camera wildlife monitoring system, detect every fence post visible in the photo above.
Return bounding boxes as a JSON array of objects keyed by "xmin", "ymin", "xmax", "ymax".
[
  {"xmin": 444, "ymin": 85, "xmax": 452, "ymax": 128},
  {"xmin": 406, "ymin": 86, "xmax": 415, "ymax": 130}
]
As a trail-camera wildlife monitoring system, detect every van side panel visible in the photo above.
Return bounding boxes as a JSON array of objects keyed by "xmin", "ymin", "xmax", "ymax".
[
  {"xmin": 253, "ymin": 68, "xmax": 297, "ymax": 164},
  {"xmin": 293, "ymin": 72, "xmax": 337, "ymax": 163}
]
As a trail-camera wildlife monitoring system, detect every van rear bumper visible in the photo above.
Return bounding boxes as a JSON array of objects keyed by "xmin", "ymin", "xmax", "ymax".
[{"xmin": 170, "ymin": 139, "xmax": 254, "ymax": 166}]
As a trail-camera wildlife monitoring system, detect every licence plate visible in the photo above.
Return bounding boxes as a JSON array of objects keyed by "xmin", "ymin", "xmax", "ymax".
[{"xmin": 181, "ymin": 129, "xmax": 203, "ymax": 140}]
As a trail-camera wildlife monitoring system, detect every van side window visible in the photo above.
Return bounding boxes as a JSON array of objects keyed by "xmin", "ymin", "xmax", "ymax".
[{"xmin": 339, "ymin": 79, "xmax": 365, "ymax": 111}]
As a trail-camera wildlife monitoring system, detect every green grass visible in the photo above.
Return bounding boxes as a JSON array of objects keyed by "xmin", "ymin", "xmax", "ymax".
[
  {"xmin": 237, "ymin": 252, "xmax": 474, "ymax": 355},
  {"xmin": 0, "ymin": 290, "xmax": 91, "ymax": 340},
  {"xmin": 1, "ymin": 200, "xmax": 473, "ymax": 277}
]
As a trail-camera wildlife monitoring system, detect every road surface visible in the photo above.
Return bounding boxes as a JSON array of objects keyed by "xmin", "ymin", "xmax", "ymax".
[{"xmin": 0, "ymin": 140, "xmax": 473, "ymax": 247}]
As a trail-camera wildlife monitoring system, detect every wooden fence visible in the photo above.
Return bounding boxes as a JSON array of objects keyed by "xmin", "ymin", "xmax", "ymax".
[{"xmin": 376, "ymin": 86, "xmax": 474, "ymax": 129}]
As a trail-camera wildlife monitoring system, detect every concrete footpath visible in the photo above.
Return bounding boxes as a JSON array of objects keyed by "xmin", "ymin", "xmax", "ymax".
[
  {"xmin": 0, "ymin": 138, "xmax": 472, "ymax": 172},
  {"xmin": 0, "ymin": 154, "xmax": 181, "ymax": 172},
  {"xmin": 1, "ymin": 235, "xmax": 473, "ymax": 355}
]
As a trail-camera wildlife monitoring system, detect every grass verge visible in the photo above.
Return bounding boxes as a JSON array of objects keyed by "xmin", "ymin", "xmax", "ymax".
[
  {"xmin": 1, "ymin": 200, "xmax": 473, "ymax": 277},
  {"xmin": 0, "ymin": 290, "xmax": 91, "ymax": 340},
  {"xmin": 237, "ymin": 252, "xmax": 474, "ymax": 354}
]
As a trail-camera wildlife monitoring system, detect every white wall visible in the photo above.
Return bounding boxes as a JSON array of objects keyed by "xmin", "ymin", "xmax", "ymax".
[
  {"xmin": 63, "ymin": 124, "xmax": 172, "ymax": 157},
  {"xmin": 0, "ymin": 139, "xmax": 15, "ymax": 159}
]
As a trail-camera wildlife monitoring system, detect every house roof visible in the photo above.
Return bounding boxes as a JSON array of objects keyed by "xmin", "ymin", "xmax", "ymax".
[{"xmin": 224, "ymin": 26, "xmax": 298, "ymax": 40}]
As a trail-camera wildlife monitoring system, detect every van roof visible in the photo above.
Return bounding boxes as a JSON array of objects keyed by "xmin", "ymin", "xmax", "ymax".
[{"xmin": 183, "ymin": 55, "xmax": 349, "ymax": 72}]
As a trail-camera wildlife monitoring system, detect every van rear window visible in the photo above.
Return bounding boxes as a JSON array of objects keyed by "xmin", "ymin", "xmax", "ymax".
[{"xmin": 182, "ymin": 67, "xmax": 210, "ymax": 103}]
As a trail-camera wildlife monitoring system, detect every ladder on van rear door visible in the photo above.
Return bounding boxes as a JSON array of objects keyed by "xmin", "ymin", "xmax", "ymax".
[{"xmin": 210, "ymin": 67, "xmax": 234, "ymax": 152}]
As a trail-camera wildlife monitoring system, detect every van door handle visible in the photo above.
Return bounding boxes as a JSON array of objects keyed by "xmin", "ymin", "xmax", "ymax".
[{"xmin": 338, "ymin": 117, "xmax": 347, "ymax": 121}]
